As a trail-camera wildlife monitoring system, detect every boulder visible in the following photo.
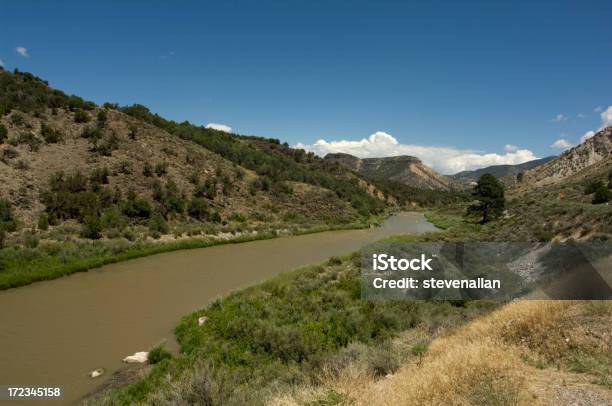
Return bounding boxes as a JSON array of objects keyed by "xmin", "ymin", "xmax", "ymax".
[
  {"xmin": 122, "ymin": 351, "xmax": 149, "ymax": 363},
  {"xmin": 88, "ymin": 368, "xmax": 104, "ymax": 378}
]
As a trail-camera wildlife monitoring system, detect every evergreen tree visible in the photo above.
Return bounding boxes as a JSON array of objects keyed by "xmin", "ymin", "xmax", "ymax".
[{"xmin": 468, "ymin": 174, "xmax": 505, "ymax": 223}]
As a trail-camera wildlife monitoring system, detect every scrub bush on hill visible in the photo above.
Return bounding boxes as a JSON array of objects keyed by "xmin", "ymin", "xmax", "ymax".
[
  {"xmin": 40, "ymin": 123, "xmax": 63, "ymax": 143},
  {"xmin": 122, "ymin": 191, "xmax": 152, "ymax": 219},
  {"xmin": 0, "ymin": 70, "xmax": 95, "ymax": 116},
  {"xmin": 73, "ymin": 109, "xmax": 90, "ymax": 123},
  {"xmin": 13, "ymin": 131, "xmax": 42, "ymax": 152},
  {"xmin": 0, "ymin": 199, "xmax": 17, "ymax": 232},
  {"xmin": 118, "ymin": 104, "xmax": 385, "ymax": 217},
  {"xmin": 592, "ymin": 184, "xmax": 611, "ymax": 204},
  {"xmin": 0, "ymin": 124, "xmax": 8, "ymax": 143}
]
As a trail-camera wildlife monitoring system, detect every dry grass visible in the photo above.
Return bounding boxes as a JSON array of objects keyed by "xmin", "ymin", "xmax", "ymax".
[{"xmin": 271, "ymin": 300, "xmax": 612, "ymax": 406}]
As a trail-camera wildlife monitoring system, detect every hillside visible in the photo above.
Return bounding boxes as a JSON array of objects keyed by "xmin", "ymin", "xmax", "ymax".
[
  {"xmin": 324, "ymin": 153, "xmax": 450, "ymax": 190},
  {"xmin": 519, "ymin": 127, "xmax": 612, "ymax": 188},
  {"xmin": 0, "ymin": 69, "xmax": 397, "ymax": 231},
  {"xmin": 452, "ymin": 156, "xmax": 555, "ymax": 187},
  {"xmin": 0, "ymin": 69, "xmax": 411, "ymax": 288}
]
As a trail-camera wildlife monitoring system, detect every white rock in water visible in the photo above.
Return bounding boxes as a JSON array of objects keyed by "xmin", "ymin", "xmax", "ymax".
[
  {"xmin": 89, "ymin": 368, "xmax": 105, "ymax": 378},
  {"xmin": 198, "ymin": 316, "xmax": 208, "ymax": 326},
  {"xmin": 122, "ymin": 351, "xmax": 149, "ymax": 363}
]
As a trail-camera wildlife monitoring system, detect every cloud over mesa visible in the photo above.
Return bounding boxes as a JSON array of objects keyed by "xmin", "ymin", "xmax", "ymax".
[
  {"xmin": 580, "ymin": 105, "xmax": 612, "ymax": 143},
  {"xmin": 551, "ymin": 139, "xmax": 573, "ymax": 150},
  {"xmin": 296, "ymin": 131, "xmax": 538, "ymax": 175},
  {"xmin": 205, "ymin": 123, "xmax": 232, "ymax": 132}
]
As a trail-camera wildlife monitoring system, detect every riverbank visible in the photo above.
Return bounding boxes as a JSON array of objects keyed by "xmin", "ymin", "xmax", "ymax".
[
  {"xmin": 0, "ymin": 212, "xmax": 432, "ymax": 406},
  {"xmin": 0, "ymin": 218, "xmax": 381, "ymax": 290},
  {"xmin": 86, "ymin": 249, "xmax": 497, "ymax": 405}
]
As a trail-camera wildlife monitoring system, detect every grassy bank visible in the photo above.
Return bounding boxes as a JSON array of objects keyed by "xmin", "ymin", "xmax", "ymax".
[
  {"xmin": 276, "ymin": 300, "xmax": 612, "ymax": 405},
  {"xmin": 0, "ymin": 219, "xmax": 375, "ymax": 290},
  {"xmin": 87, "ymin": 252, "xmax": 498, "ymax": 405}
]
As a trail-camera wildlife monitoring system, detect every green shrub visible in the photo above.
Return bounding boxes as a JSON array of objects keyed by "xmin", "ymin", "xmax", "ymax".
[
  {"xmin": 37, "ymin": 213, "xmax": 49, "ymax": 231},
  {"xmin": 101, "ymin": 207, "xmax": 125, "ymax": 230},
  {"xmin": 148, "ymin": 212, "xmax": 169, "ymax": 234},
  {"xmin": 117, "ymin": 160, "xmax": 133, "ymax": 174},
  {"xmin": 195, "ymin": 178, "xmax": 216, "ymax": 199},
  {"xmin": 154, "ymin": 162, "xmax": 168, "ymax": 176},
  {"xmin": 159, "ymin": 180, "xmax": 185, "ymax": 214},
  {"xmin": 24, "ymin": 232, "xmax": 39, "ymax": 248},
  {"xmin": 122, "ymin": 191, "xmax": 152, "ymax": 219},
  {"xmin": 229, "ymin": 212, "xmax": 246, "ymax": 222},
  {"xmin": 97, "ymin": 110, "xmax": 107, "ymax": 125},
  {"xmin": 592, "ymin": 184, "xmax": 611, "ymax": 204},
  {"xmin": 89, "ymin": 167, "xmax": 110, "ymax": 186},
  {"xmin": 148, "ymin": 344, "xmax": 172, "ymax": 364},
  {"xmin": 40, "ymin": 123, "xmax": 63, "ymax": 143},
  {"xmin": 411, "ymin": 342, "xmax": 429, "ymax": 356},
  {"xmin": 0, "ymin": 123, "xmax": 7, "ymax": 143},
  {"xmin": 73, "ymin": 109, "xmax": 90, "ymax": 123},
  {"xmin": 0, "ymin": 198, "xmax": 17, "ymax": 231},
  {"xmin": 10, "ymin": 113, "xmax": 25, "ymax": 126},
  {"xmin": 81, "ymin": 214, "xmax": 102, "ymax": 239},
  {"xmin": 14, "ymin": 131, "xmax": 42, "ymax": 151},
  {"xmin": 188, "ymin": 198, "xmax": 209, "ymax": 220},
  {"xmin": 143, "ymin": 162, "xmax": 153, "ymax": 177},
  {"xmin": 584, "ymin": 180, "xmax": 603, "ymax": 195},
  {"xmin": 80, "ymin": 126, "xmax": 102, "ymax": 140},
  {"xmin": 2, "ymin": 146, "xmax": 18, "ymax": 159},
  {"xmin": 93, "ymin": 132, "xmax": 120, "ymax": 156},
  {"xmin": 128, "ymin": 125, "xmax": 137, "ymax": 140}
]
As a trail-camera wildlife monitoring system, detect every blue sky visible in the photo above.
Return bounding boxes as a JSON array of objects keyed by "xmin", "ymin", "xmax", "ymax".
[{"xmin": 1, "ymin": 0, "xmax": 611, "ymax": 173}]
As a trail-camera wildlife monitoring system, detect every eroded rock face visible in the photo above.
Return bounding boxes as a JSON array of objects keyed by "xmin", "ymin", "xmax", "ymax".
[
  {"xmin": 523, "ymin": 127, "xmax": 612, "ymax": 187},
  {"xmin": 122, "ymin": 351, "xmax": 148, "ymax": 363},
  {"xmin": 324, "ymin": 153, "xmax": 450, "ymax": 190}
]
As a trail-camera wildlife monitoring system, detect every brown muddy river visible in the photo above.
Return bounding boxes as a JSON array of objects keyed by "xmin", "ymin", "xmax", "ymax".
[{"xmin": 0, "ymin": 212, "xmax": 437, "ymax": 405}]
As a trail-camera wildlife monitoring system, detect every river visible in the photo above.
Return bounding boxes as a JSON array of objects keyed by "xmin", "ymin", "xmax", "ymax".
[{"xmin": 0, "ymin": 212, "xmax": 437, "ymax": 404}]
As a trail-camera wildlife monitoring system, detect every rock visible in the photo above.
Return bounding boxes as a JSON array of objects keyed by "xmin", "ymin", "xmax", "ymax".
[
  {"xmin": 122, "ymin": 351, "xmax": 149, "ymax": 363},
  {"xmin": 198, "ymin": 316, "xmax": 208, "ymax": 326},
  {"xmin": 88, "ymin": 368, "xmax": 105, "ymax": 378}
]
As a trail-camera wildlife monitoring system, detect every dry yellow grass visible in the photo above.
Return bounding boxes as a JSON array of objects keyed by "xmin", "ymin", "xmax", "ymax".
[{"xmin": 271, "ymin": 300, "xmax": 611, "ymax": 406}]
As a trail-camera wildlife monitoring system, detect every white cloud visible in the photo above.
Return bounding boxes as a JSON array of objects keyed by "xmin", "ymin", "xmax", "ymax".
[
  {"xmin": 551, "ymin": 113, "xmax": 568, "ymax": 122},
  {"xmin": 0, "ymin": 59, "xmax": 4, "ymax": 67},
  {"xmin": 295, "ymin": 131, "xmax": 538, "ymax": 175},
  {"xmin": 160, "ymin": 51, "xmax": 175, "ymax": 60},
  {"xmin": 551, "ymin": 139, "xmax": 573, "ymax": 150},
  {"xmin": 580, "ymin": 131, "xmax": 595, "ymax": 143},
  {"xmin": 205, "ymin": 123, "xmax": 232, "ymax": 132},
  {"xmin": 594, "ymin": 106, "xmax": 603, "ymax": 113},
  {"xmin": 504, "ymin": 144, "xmax": 518, "ymax": 152},
  {"xmin": 601, "ymin": 106, "xmax": 612, "ymax": 128},
  {"xmin": 577, "ymin": 113, "xmax": 587, "ymax": 118},
  {"xmin": 578, "ymin": 105, "xmax": 612, "ymax": 144},
  {"xmin": 15, "ymin": 47, "xmax": 29, "ymax": 58}
]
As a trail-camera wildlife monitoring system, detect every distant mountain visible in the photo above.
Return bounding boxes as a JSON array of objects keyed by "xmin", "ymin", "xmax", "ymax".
[
  {"xmin": 452, "ymin": 156, "xmax": 556, "ymax": 186},
  {"xmin": 520, "ymin": 127, "xmax": 612, "ymax": 187},
  {"xmin": 324, "ymin": 153, "xmax": 450, "ymax": 190}
]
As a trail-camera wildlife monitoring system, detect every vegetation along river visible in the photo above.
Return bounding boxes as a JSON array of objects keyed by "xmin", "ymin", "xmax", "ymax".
[{"xmin": 0, "ymin": 212, "xmax": 437, "ymax": 405}]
